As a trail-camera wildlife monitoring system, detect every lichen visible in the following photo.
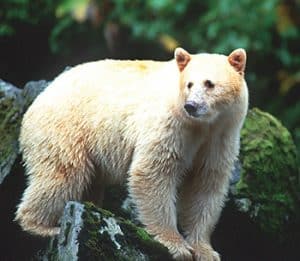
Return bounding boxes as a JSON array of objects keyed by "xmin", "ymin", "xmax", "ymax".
[
  {"xmin": 99, "ymin": 217, "xmax": 124, "ymax": 249},
  {"xmin": 236, "ymin": 108, "xmax": 299, "ymax": 235}
]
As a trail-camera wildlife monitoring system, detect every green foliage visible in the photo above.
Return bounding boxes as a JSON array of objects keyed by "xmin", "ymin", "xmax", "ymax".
[
  {"xmin": 109, "ymin": 0, "xmax": 190, "ymax": 40},
  {"xmin": 0, "ymin": 0, "xmax": 58, "ymax": 35},
  {"xmin": 238, "ymin": 108, "xmax": 299, "ymax": 235},
  {"xmin": 111, "ymin": 0, "xmax": 278, "ymax": 52}
]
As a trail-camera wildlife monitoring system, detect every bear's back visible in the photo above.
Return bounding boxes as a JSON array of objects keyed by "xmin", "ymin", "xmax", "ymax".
[
  {"xmin": 32, "ymin": 59, "xmax": 177, "ymax": 113},
  {"xmin": 19, "ymin": 59, "xmax": 180, "ymax": 180}
]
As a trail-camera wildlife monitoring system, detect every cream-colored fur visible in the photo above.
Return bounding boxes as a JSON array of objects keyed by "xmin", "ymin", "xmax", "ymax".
[{"xmin": 16, "ymin": 48, "xmax": 248, "ymax": 261}]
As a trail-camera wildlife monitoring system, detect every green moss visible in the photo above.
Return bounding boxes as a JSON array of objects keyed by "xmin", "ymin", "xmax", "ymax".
[
  {"xmin": 136, "ymin": 227, "xmax": 151, "ymax": 241},
  {"xmin": 119, "ymin": 219, "xmax": 171, "ymax": 259},
  {"xmin": 0, "ymin": 98, "xmax": 15, "ymax": 141},
  {"xmin": 237, "ymin": 108, "xmax": 299, "ymax": 235},
  {"xmin": 0, "ymin": 95, "xmax": 22, "ymax": 169},
  {"xmin": 77, "ymin": 202, "xmax": 172, "ymax": 260},
  {"xmin": 78, "ymin": 202, "xmax": 117, "ymax": 260}
]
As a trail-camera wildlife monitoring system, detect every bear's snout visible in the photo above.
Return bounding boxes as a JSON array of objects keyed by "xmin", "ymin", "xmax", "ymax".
[
  {"xmin": 197, "ymin": 101, "xmax": 209, "ymax": 115},
  {"xmin": 184, "ymin": 101, "xmax": 208, "ymax": 117},
  {"xmin": 184, "ymin": 101, "xmax": 197, "ymax": 115}
]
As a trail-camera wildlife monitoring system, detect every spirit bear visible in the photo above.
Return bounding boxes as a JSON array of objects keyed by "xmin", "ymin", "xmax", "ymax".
[{"xmin": 16, "ymin": 48, "xmax": 248, "ymax": 261}]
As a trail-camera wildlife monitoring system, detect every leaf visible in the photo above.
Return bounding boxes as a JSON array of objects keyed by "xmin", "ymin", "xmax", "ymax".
[{"xmin": 159, "ymin": 34, "xmax": 179, "ymax": 52}]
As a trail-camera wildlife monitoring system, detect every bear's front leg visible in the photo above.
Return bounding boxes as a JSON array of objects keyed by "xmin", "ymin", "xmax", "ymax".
[
  {"xmin": 178, "ymin": 168, "xmax": 231, "ymax": 261},
  {"xmin": 128, "ymin": 148, "xmax": 193, "ymax": 260}
]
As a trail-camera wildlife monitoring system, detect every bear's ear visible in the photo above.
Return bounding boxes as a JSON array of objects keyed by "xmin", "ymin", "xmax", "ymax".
[
  {"xmin": 175, "ymin": 47, "xmax": 191, "ymax": 72},
  {"xmin": 228, "ymin": 48, "xmax": 247, "ymax": 73}
]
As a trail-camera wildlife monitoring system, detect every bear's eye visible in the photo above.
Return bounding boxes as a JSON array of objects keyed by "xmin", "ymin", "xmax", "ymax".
[
  {"xmin": 204, "ymin": 80, "xmax": 215, "ymax": 89},
  {"xmin": 187, "ymin": 82, "xmax": 194, "ymax": 89}
]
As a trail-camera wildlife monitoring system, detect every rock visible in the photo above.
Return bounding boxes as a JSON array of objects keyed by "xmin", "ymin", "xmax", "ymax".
[
  {"xmin": 0, "ymin": 80, "xmax": 49, "ymax": 184},
  {"xmin": 231, "ymin": 108, "xmax": 299, "ymax": 236},
  {"xmin": 0, "ymin": 79, "xmax": 53, "ymax": 261},
  {"xmin": 43, "ymin": 202, "xmax": 85, "ymax": 260},
  {"xmin": 22, "ymin": 80, "xmax": 49, "ymax": 110},
  {"xmin": 0, "ymin": 80, "xmax": 24, "ymax": 184},
  {"xmin": 230, "ymin": 160, "xmax": 242, "ymax": 186},
  {"xmin": 43, "ymin": 201, "xmax": 172, "ymax": 261}
]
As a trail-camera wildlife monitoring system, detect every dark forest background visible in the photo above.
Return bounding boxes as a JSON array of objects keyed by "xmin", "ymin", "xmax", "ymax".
[{"xmin": 0, "ymin": 0, "xmax": 299, "ymax": 155}]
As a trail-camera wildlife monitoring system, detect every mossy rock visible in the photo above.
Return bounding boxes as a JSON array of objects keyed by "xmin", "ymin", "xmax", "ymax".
[
  {"xmin": 234, "ymin": 108, "xmax": 299, "ymax": 235},
  {"xmin": 0, "ymin": 80, "xmax": 48, "ymax": 184},
  {"xmin": 0, "ymin": 80, "xmax": 24, "ymax": 184},
  {"xmin": 44, "ymin": 201, "xmax": 172, "ymax": 261}
]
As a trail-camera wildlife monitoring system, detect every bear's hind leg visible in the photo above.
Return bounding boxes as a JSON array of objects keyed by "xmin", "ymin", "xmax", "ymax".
[{"xmin": 15, "ymin": 165, "xmax": 93, "ymax": 237}]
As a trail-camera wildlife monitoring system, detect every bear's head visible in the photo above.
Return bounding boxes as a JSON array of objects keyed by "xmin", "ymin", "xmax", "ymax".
[{"xmin": 175, "ymin": 47, "xmax": 247, "ymax": 123}]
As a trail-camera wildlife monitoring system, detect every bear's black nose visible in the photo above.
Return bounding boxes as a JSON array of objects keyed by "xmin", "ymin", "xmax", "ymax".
[{"xmin": 184, "ymin": 102, "xmax": 197, "ymax": 115}]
